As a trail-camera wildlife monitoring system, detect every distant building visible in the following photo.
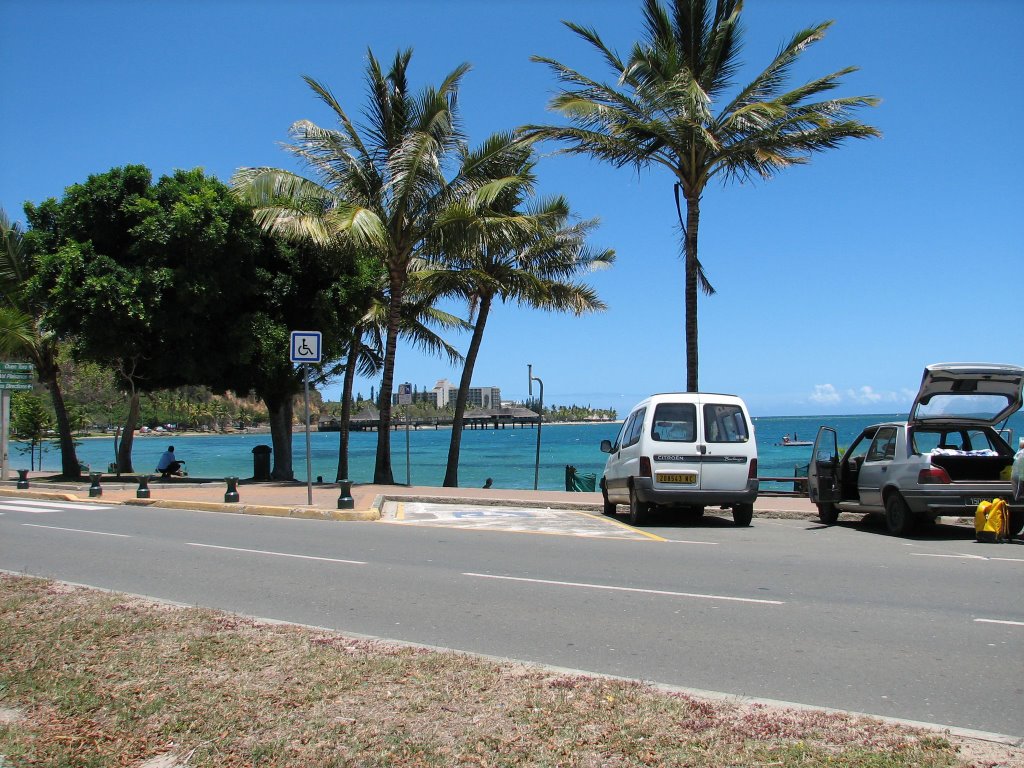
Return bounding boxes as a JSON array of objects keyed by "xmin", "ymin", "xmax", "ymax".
[{"xmin": 432, "ymin": 379, "xmax": 502, "ymax": 409}]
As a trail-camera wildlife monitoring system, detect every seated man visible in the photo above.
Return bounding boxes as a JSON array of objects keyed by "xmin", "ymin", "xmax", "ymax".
[{"xmin": 156, "ymin": 445, "xmax": 185, "ymax": 478}]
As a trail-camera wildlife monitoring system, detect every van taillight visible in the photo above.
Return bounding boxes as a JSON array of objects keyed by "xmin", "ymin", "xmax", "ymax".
[
  {"xmin": 748, "ymin": 458, "xmax": 757, "ymax": 479},
  {"xmin": 918, "ymin": 466, "xmax": 951, "ymax": 484},
  {"xmin": 640, "ymin": 456, "xmax": 652, "ymax": 477}
]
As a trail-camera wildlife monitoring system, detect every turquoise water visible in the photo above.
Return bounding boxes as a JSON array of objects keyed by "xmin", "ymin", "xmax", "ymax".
[{"xmin": 22, "ymin": 412, "xmax": 1024, "ymax": 491}]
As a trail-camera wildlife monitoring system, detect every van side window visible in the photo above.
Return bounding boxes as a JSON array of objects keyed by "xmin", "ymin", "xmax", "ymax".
[
  {"xmin": 622, "ymin": 407, "xmax": 646, "ymax": 448},
  {"xmin": 651, "ymin": 403, "xmax": 696, "ymax": 442},
  {"xmin": 703, "ymin": 404, "xmax": 749, "ymax": 443}
]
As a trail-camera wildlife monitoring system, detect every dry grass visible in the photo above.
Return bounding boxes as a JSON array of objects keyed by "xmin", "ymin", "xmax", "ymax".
[{"xmin": 1, "ymin": 574, "xmax": 1018, "ymax": 767}]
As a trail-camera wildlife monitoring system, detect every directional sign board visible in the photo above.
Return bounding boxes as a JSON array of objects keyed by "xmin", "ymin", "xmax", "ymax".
[
  {"xmin": 289, "ymin": 331, "xmax": 322, "ymax": 363},
  {"xmin": 0, "ymin": 362, "xmax": 33, "ymax": 390},
  {"xmin": 0, "ymin": 362, "xmax": 33, "ymax": 372}
]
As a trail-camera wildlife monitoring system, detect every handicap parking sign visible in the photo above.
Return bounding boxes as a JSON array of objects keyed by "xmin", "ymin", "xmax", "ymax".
[{"xmin": 290, "ymin": 331, "xmax": 322, "ymax": 363}]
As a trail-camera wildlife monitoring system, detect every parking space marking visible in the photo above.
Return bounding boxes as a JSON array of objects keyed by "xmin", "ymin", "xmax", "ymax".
[
  {"xmin": 0, "ymin": 499, "xmax": 115, "ymax": 514},
  {"xmin": 22, "ymin": 523, "xmax": 130, "ymax": 538},
  {"xmin": 187, "ymin": 542, "xmax": 366, "ymax": 565},
  {"xmin": 912, "ymin": 553, "xmax": 1024, "ymax": 563},
  {"xmin": 463, "ymin": 572, "xmax": 784, "ymax": 605}
]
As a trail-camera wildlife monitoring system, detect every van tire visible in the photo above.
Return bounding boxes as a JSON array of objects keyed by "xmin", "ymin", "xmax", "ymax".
[
  {"xmin": 817, "ymin": 502, "xmax": 839, "ymax": 525},
  {"xmin": 602, "ymin": 491, "xmax": 617, "ymax": 517},
  {"xmin": 628, "ymin": 486, "xmax": 649, "ymax": 526},
  {"xmin": 733, "ymin": 503, "xmax": 753, "ymax": 527},
  {"xmin": 1009, "ymin": 509, "xmax": 1024, "ymax": 537},
  {"xmin": 885, "ymin": 493, "xmax": 916, "ymax": 536}
]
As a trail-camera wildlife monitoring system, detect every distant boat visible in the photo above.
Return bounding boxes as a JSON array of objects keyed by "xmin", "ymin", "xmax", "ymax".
[{"xmin": 779, "ymin": 434, "xmax": 812, "ymax": 447}]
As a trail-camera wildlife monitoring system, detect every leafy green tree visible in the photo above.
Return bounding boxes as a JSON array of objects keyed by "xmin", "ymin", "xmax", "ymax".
[
  {"xmin": 524, "ymin": 0, "xmax": 879, "ymax": 391},
  {"xmin": 10, "ymin": 391, "xmax": 55, "ymax": 471},
  {"xmin": 0, "ymin": 208, "xmax": 82, "ymax": 477},
  {"xmin": 233, "ymin": 49, "xmax": 530, "ymax": 484},
  {"xmin": 421, "ymin": 139, "xmax": 614, "ymax": 487}
]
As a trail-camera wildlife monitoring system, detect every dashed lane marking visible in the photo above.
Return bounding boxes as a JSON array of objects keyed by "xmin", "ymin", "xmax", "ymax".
[
  {"xmin": 21, "ymin": 523, "xmax": 130, "ymax": 538},
  {"xmin": 463, "ymin": 572, "xmax": 784, "ymax": 605},
  {"xmin": 187, "ymin": 542, "xmax": 366, "ymax": 565},
  {"xmin": 974, "ymin": 618, "xmax": 1024, "ymax": 627},
  {"xmin": 911, "ymin": 553, "xmax": 1024, "ymax": 563}
]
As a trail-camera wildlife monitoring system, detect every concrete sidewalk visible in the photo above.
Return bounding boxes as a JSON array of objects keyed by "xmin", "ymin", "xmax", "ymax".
[{"xmin": 0, "ymin": 471, "xmax": 819, "ymax": 522}]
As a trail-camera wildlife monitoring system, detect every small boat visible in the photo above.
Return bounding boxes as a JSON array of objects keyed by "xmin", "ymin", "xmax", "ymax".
[{"xmin": 779, "ymin": 434, "xmax": 812, "ymax": 447}]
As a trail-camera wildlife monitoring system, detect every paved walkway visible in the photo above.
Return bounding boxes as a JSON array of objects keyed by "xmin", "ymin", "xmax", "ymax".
[{"xmin": 0, "ymin": 470, "xmax": 818, "ymax": 521}]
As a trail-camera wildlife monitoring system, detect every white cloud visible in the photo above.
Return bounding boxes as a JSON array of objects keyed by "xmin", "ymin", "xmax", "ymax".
[
  {"xmin": 847, "ymin": 385, "xmax": 884, "ymax": 404},
  {"xmin": 809, "ymin": 384, "xmax": 841, "ymax": 404}
]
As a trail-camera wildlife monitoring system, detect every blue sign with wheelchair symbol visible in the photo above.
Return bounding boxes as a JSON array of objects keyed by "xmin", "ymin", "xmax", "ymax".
[{"xmin": 290, "ymin": 331, "xmax": 322, "ymax": 363}]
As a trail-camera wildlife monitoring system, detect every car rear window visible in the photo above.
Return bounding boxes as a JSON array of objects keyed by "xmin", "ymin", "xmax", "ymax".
[
  {"xmin": 703, "ymin": 404, "xmax": 750, "ymax": 443},
  {"xmin": 651, "ymin": 403, "xmax": 696, "ymax": 442}
]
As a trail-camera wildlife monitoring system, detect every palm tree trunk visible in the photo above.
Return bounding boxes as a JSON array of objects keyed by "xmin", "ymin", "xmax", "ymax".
[
  {"xmin": 265, "ymin": 392, "xmax": 294, "ymax": 480},
  {"xmin": 444, "ymin": 296, "xmax": 492, "ymax": 487},
  {"xmin": 33, "ymin": 346, "xmax": 81, "ymax": 479},
  {"xmin": 374, "ymin": 268, "xmax": 404, "ymax": 485},
  {"xmin": 116, "ymin": 391, "xmax": 140, "ymax": 474},
  {"xmin": 335, "ymin": 330, "xmax": 360, "ymax": 482},
  {"xmin": 684, "ymin": 192, "xmax": 701, "ymax": 393}
]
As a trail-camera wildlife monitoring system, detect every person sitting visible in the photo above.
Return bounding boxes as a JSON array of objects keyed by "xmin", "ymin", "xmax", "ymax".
[{"xmin": 156, "ymin": 446, "xmax": 185, "ymax": 478}]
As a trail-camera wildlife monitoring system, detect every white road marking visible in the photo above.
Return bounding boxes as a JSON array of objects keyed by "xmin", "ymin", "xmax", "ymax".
[
  {"xmin": 912, "ymin": 553, "xmax": 1024, "ymax": 563},
  {"xmin": 187, "ymin": 542, "xmax": 366, "ymax": 565},
  {"xmin": 463, "ymin": 572, "xmax": 784, "ymax": 605},
  {"xmin": 975, "ymin": 618, "xmax": 1024, "ymax": 627},
  {"xmin": 22, "ymin": 523, "xmax": 130, "ymax": 538},
  {"xmin": 0, "ymin": 499, "xmax": 113, "ymax": 513}
]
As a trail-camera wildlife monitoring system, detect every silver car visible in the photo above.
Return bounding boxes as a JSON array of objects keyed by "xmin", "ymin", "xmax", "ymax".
[{"xmin": 808, "ymin": 363, "xmax": 1024, "ymax": 536}]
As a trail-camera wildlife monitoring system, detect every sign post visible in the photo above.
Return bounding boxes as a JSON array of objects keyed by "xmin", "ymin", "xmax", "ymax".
[
  {"xmin": 290, "ymin": 332, "xmax": 322, "ymax": 505},
  {"xmin": 398, "ymin": 383, "xmax": 413, "ymax": 485},
  {"xmin": 0, "ymin": 362, "xmax": 36, "ymax": 481}
]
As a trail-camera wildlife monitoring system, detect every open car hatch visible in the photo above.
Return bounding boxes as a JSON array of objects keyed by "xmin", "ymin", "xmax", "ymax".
[{"xmin": 909, "ymin": 363, "xmax": 1024, "ymax": 426}]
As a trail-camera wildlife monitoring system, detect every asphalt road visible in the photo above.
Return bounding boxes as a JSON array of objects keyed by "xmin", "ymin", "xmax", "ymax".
[{"xmin": 2, "ymin": 494, "xmax": 1022, "ymax": 737}]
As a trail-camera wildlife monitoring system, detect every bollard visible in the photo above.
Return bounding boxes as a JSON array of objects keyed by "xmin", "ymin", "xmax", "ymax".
[
  {"xmin": 337, "ymin": 479, "xmax": 354, "ymax": 510},
  {"xmin": 16, "ymin": 469, "xmax": 29, "ymax": 489},
  {"xmin": 224, "ymin": 476, "xmax": 240, "ymax": 503},
  {"xmin": 89, "ymin": 472, "xmax": 103, "ymax": 498},
  {"xmin": 136, "ymin": 475, "xmax": 151, "ymax": 499}
]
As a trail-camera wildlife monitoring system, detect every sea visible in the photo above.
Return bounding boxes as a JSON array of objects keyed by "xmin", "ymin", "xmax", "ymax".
[{"xmin": 20, "ymin": 412, "xmax": 1024, "ymax": 492}]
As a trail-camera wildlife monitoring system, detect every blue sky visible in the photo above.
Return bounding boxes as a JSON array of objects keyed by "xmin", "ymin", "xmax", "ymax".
[{"xmin": 2, "ymin": 0, "xmax": 1021, "ymax": 417}]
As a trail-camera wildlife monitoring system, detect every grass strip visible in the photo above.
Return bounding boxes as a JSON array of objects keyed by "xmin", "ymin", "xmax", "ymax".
[{"xmin": 0, "ymin": 574, "xmax": 1009, "ymax": 767}]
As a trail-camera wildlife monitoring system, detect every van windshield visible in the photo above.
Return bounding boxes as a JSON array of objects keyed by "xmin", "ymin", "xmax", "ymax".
[{"xmin": 651, "ymin": 403, "xmax": 696, "ymax": 442}]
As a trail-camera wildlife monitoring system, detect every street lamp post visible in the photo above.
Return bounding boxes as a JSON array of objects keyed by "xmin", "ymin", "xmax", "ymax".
[{"xmin": 528, "ymin": 364, "xmax": 544, "ymax": 490}]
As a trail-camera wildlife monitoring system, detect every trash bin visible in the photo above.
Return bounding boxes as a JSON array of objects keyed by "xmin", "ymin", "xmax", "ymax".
[{"xmin": 252, "ymin": 444, "xmax": 272, "ymax": 481}]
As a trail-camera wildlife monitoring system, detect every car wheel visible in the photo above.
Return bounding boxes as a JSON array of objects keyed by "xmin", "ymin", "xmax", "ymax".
[
  {"xmin": 1009, "ymin": 509, "xmax": 1024, "ymax": 537},
  {"xmin": 732, "ymin": 503, "xmax": 753, "ymax": 527},
  {"xmin": 817, "ymin": 502, "xmax": 839, "ymax": 525},
  {"xmin": 628, "ymin": 485, "xmax": 649, "ymax": 526},
  {"xmin": 602, "ymin": 489, "xmax": 617, "ymax": 517},
  {"xmin": 884, "ymin": 493, "xmax": 916, "ymax": 536}
]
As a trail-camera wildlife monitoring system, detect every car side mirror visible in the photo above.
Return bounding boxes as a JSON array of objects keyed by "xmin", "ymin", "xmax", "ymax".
[{"xmin": 600, "ymin": 439, "xmax": 613, "ymax": 453}]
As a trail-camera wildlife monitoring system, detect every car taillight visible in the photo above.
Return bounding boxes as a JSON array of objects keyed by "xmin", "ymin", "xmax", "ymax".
[
  {"xmin": 640, "ymin": 456, "xmax": 652, "ymax": 477},
  {"xmin": 918, "ymin": 466, "xmax": 951, "ymax": 484},
  {"xmin": 748, "ymin": 458, "xmax": 758, "ymax": 479}
]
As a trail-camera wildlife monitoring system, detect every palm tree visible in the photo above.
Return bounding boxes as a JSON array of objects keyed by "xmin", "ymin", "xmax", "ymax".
[
  {"xmin": 233, "ymin": 49, "xmax": 528, "ymax": 484},
  {"xmin": 0, "ymin": 209, "xmax": 82, "ymax": 478},
  {"xmin": 523, "ymin": 0, "xmax": 879, "ymax": 391},
  {"xmin": 421, "ymin": 139, "xmax": 614, "ymax": 487}
]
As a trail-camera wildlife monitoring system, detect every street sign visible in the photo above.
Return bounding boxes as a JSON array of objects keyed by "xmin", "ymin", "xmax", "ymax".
[
  {"xmin": 290, "ymin": 331, "xmax": 322, "ymax": 363},
  {"xmin": 0, "ymin": 382, "xmax": 33, "ymax": 391},
  {"xmin": 0, "ymin": 362, "xmax": 33, "ymax": 373},
  {"xmin": 398, "ymin": 382, "xmax": 413, "ymax": 405}
]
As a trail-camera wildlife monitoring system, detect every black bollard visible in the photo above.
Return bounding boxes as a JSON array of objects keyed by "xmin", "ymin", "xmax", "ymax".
[
  {"xmin": 136, "ymin": 475, "xmax": 151, "ymax": 499},
  {"xmin": 89, "ymin": 472, "xmax": 103, "ymax": 498},
  {"xmin": 337, "ymin": 479, "xmax": 354, "ymax": 510},
  {"xmin": 224, "ymin": 476, "xmax": 240, "ymax": 503},
  {"xmin": 16, "ymin": 469, "xmax": 29, "ymax": 489}
]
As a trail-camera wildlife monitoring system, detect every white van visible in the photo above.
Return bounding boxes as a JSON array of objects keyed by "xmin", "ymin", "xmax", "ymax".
[{"xmin": 599, "ymin": 393, "xmax": 758, "ymax": 526}]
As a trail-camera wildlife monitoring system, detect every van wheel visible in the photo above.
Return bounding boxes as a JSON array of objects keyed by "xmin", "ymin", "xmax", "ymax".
[
  {"xmin": 885, "ymin": 493, "xmax": 917, "ymax": 536},
  {"xmin": 733, "ymin": 503, "xmax": 753, "ymax": 527},
  {"xmin": 817, "ymin": 502, "xmax": 839, "ymax": 525},
  {"xmin": 1009, "ymin": 509, "xmax": 1024, "ymax": 537},
  {"xmin": 602, "ymin": 490, "xmax": 617, "ymax": 517},
  {"xmin": 628, "ymin": 486, "xmax": 649, "ymax": 526}
]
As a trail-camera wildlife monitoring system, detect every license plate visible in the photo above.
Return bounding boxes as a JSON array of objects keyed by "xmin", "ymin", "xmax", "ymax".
[{"xmin": 658, "ymin": 473, "xmax": 696, "ymax": 484}]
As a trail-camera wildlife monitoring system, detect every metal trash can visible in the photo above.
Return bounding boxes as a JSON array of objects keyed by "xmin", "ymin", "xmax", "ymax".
[{"xmin": 252, "ymin": 444, "xmax": 272, "ymax": 481}]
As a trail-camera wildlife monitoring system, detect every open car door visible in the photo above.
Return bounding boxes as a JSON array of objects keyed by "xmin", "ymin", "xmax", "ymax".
[{"xmin": 809, "ymin": 427, "xmax": 841, "ymax": 505}]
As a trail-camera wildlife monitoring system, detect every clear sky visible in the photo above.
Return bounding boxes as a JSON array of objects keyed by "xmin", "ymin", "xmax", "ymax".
[{"xmin": 2, "ymin": 0, "xmax": 1021, "ymax": 417}]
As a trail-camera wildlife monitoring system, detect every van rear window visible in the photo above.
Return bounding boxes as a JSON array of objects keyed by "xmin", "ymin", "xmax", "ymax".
[
  {"xmin": 651, "ymin": 403, "xmax": 696, "ymax": 442},
  {"xmin": 703, "ymin": 404, "xmax": 749, "ymax": 443}
]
